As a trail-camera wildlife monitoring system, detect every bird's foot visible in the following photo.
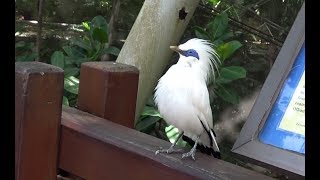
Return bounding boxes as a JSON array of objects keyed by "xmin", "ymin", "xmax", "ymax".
[
  {"xmin": 181, "ymin": 148, "xmax": 196, "ymax": 160},
  {"xmin": 155, "ymin": 146, "xmax": 183, "ymax": 155}
]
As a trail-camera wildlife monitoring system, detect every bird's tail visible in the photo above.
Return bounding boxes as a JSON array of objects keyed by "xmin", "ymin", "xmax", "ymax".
[{"xmin": 182, "ymin": 135, "xmax": 221, "ymax": 159}]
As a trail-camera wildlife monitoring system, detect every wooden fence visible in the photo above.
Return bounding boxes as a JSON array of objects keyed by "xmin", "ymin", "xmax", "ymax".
[{"xmin": 15, "ymin": 61, "xmax": 273, "ymax": 180}]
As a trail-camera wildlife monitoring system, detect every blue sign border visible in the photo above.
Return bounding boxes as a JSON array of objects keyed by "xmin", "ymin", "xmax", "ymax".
[{"xmin": 259, "ymin": 43, "xmax": 305, "ymax": 154}]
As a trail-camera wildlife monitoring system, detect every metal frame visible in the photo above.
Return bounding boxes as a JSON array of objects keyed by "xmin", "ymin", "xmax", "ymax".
[{"xmin": 232, "ymin": 3, "xmax": 305, "ymax": 177}]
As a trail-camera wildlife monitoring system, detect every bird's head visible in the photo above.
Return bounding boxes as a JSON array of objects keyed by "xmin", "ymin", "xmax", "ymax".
[{"xmin": 170, "ymin": 38, "xmax": 220, "ymax": 82}]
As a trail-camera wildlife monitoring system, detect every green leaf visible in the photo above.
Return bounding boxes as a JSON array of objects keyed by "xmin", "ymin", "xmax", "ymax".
[
  {"xmin": 212, "ymin": 39, "xmax": 224, "ymax": 47},
  {"xmin": 103, "ymin": 46, "xmax": 121, "ymax": 56},
  {"xmin": 217, "ymin": 66, "xmax": 247, "ymax": 83},
  {"xmin": 62, "ymin": 46, "xmax": 74, "ymax": 57},
  {"xmin": 193, "ymin": 26, "xmax": 210, "ymax": 40},
  {"xmin": 165, "ymin": 125, "xmax": 188, "ymax": 147},
  {"xmin": 141, "ymin": 106, "xmax": 162, "ymax": 118},
  {"xmin": 74, "ymin": 57, "xmax": 92, "ymax": 65},
  {"xmin": 82, "ymin": 21, "xmax": 90, "ymax": 31},
  {"xmin": 208, "ymin": 0, "xmax": 221, "ymax": 6},
  {"xmin": 15, "ymin": 41, "xmax": 34, "ymax": 51},
  {"xmin": 215, "ymin": 85, "xmax": 239, "ymax": 105},
  {"xmin": 92, "ymin": 27, "xmax": 108, "ymax": 43},
  {"xmin": 207, "ymin": 12, "xmax": 228, "ymax": 41},
  {"xmin": 216, "ymin": 31, "xmax": 234, "ymax": 42},
  {"xmin": 50, "ymin": 51, "xmax": 65, "ymax": 69},
  {"xmin": 64, "ymin": 67, "xmax": 80, "ymax": 77},
  {"xmin": 217, "ymin": 40, "xmax": 242, "ymax": 61},
  {"xmin": 64, "ymin": 76, "xmax": 79, "ymax": 94},
  {"xmin": 15, "ymin": 41, "xmax": 26, "ymax": 48},
  {"xmin": 63, "ymin": 96, "xmax": 69, "ymax": 106},
  {"xmin": 91, "ymin": 15, "xmax": 108, "ymax": 31},
  {"xmin": 71, "ymin": 37, "xmax": 92, "ymax": 51},
  {"xmin": 15, "ymin": 53, "xmax": 37, "ymax": 62},
  {"xmin": 64, "ymin": 56, "xmax": 76, "ymax": 65},
  {"xmin": 135, "ymin": 116, "xmax": 161, "ymax": 131}
]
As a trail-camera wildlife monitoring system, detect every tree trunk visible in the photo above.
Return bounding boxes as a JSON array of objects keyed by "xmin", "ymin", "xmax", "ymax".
[
  {"xmin": 101, "ymin": 0, "xmax": 121, "ymax": 61},
  {"xmin": 36, "ymin": 0, "xmax": 44, "ymax": 61},
  {"xmin": 116, "ymin": 0, "xmax": 200, "ymax": 124}
]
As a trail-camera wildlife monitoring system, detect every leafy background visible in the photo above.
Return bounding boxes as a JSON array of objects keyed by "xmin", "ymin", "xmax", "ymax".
[{"xmin": 15, "ymin": 0, "xmax": 304, "ymax": 179}]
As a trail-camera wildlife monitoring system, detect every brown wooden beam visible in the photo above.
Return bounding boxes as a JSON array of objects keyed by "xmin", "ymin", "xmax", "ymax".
[
  {"xmin": 59, "ymin": 106, "xmax": 274, "ymax": 180},
  {"xmin": 77, "ymin": 62, "xmax": 139, "ymax": 128},
  {"xmin": 15, "ymin": 62, "xmax": 64, "ymax": 180}
]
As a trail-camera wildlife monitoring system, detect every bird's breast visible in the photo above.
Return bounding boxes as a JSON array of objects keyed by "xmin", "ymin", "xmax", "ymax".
[{"xmin": 154, "ymin": 65, "xmax": 204, "ymax": 135}]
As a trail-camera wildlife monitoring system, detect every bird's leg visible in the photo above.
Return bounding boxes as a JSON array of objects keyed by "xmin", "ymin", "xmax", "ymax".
[
  {"xmin": 155, "ymin": 131, "xmax": 184, "ymax": 155},
  {"xmin": 182, "ymin": 136, "xmax": 199, "ymax": 160}
]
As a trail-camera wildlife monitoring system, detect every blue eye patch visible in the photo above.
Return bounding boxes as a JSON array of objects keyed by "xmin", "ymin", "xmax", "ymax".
[{"xmin": 181, "ymin": 49, "xmax": 199, "ymax": 60}]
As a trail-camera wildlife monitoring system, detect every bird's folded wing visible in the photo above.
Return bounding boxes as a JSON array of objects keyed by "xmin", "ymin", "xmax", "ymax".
[{"xmin": 191, "ymin": 83, "xmax": 214, "ymax": 131}]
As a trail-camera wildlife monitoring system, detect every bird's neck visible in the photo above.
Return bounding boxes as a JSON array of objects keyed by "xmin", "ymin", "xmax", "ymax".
[{"xmin": 176, "ymin": 59, "xmax": 208, "ymax": 84}]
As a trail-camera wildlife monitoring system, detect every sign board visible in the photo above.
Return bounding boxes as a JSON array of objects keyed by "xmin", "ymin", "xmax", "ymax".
[
  {"xmin": 232, "ymin": 3, "xmax": 305, "ymax": 178},
  {"xmin": 259, "ymin": 44, "xmax": 305, "ymax": 154}
]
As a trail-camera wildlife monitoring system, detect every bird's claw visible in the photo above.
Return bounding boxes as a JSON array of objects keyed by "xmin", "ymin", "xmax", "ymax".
[{"xmin": 182, "ymin": 151, "xmax": 196, "ymax": 160}]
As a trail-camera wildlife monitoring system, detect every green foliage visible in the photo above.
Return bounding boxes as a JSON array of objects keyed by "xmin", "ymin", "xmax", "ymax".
[
  {"xmin": 194, "ymin": 12, "xmax": 246, "ymax": 105},
  {"xmin": 49, "ymin": 15, "xmax": 121, "ymax": 106},
  {"xmin": 51, "ymin": 51, "xmax": 65, "ymax": 68},
  {"xmin": 165, "ymin": 125, "xmax": 187, "ymax": 147},
  {"xmin": 135, "ymin": 105, "xmax": 162, "ymax": 133},
  {"xmin": 217, "ymin": 40, "xmax": 242, "ymax": 62},
  {"xmin": 207, "ymin": 0, "xmax": 221, "ymax": 6},
  {"xmin": 15, "ymin": 41, "xmax": 38, "ymax": 62}
]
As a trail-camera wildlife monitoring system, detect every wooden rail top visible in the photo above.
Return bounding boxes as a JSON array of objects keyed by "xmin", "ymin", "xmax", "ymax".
[{"xmin": 60, "ymin": 106, "xmax": 274, "ymax": 180}]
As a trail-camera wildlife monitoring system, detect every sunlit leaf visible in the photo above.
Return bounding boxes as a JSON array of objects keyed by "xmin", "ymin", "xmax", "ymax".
[
  {"xmin": 165, "ymin": 125, "xmax": 187, "ymax": 147},
  {"xmin": 141, "ymin": 106, "xmax": 162, "ymax": 117},
  {"xmin": 64, "ymin": 76, "xmax": 79, "ymax": 94},
  {"xmin": 217, "ymin": 40, "xmax": 242, "ymax": 61},
  {"xmin": 208, "ymin": 0, "xmax": 221, "ymax": 6},
  {"xmin": 82, "ymin": 21, "xmax": 90, "ymax": 31}
]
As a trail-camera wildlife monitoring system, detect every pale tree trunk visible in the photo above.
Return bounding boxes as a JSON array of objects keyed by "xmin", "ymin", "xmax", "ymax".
[
  {"xmin": 102, "ymin": 0, "xmax": 121, "ymax": 61},
  {"xmin": 116, "ymin": 0, "xmax": 200, "ymax": 124},
  {"xmin": 36, "ymin": 0, "xmax": 44, "ymax": 61}
]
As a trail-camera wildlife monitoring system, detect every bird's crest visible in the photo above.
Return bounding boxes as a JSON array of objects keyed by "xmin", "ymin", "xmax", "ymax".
[{"xmin": 179, "ymin": 38, "xmax": 220, "ymax": 83}]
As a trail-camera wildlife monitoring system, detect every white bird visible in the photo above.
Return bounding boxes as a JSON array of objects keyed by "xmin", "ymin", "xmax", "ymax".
[{"xmin": 154, "ymin": 38, "xmax": 221, "ymax": 160}]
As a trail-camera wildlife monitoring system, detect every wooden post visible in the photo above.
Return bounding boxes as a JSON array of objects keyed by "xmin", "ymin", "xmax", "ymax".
[
  {"xmin": 77, "ymin": 62, "xmax": 139, "ymax": 128},
  {"xmin": 15, "ymin": 62, "xmax": 64, "ymax": 180},
  {"xmin": 116, "ymin": 0, "xmax": 200, "ymax": 123}
]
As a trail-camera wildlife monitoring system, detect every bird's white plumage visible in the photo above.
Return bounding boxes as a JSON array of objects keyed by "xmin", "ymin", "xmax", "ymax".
[{"xmin": 154, "ymin": 38, "xmax": 220, "ymax": 153}]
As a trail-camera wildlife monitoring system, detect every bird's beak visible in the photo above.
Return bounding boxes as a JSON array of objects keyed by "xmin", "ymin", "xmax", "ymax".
[{"xmin": 170, "ymin": 46, "xmax": 182, "ymax": 53}]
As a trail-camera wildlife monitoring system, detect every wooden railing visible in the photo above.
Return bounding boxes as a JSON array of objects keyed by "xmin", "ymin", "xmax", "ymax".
[{"xmin": 15, "ymin": 61, "xmax": 273, "ymax": 180}]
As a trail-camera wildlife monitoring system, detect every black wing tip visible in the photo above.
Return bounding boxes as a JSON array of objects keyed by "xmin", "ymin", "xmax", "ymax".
[{"xmin": 182, "ymin": 136, "xmax": 221, "ymax": 159}]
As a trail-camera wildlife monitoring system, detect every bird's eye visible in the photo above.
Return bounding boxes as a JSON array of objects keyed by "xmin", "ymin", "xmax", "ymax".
[{"xmin": 183, "ymin": 49, "xmax": 199, "ymax": 60}]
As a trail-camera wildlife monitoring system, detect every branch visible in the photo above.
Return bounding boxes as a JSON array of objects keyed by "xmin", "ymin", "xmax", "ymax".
[{"xmin": 36, "ymin": 0, "xmax": 44, "ymax": 61}]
